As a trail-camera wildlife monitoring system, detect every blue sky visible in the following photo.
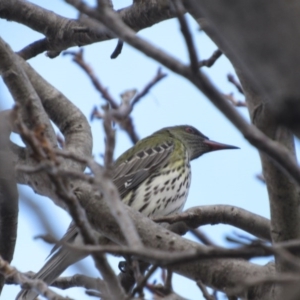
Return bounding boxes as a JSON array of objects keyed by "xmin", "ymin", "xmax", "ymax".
[{"xmin": 0, "ymin": 1, "xmax": 270, "ymax": 299}]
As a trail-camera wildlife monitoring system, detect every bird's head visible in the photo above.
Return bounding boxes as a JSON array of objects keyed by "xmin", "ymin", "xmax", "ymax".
[{"xmin": 165, "ymin": 125, "xmax": 239, "ymax": 160}]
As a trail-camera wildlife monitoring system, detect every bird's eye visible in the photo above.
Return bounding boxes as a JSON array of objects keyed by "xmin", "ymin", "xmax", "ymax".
[{"xmin": 185, "ymin": 127, "xmax": 194, "ymax": 134}]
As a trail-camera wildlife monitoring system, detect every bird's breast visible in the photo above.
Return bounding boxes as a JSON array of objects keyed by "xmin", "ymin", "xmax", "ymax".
[{"xmin": 123, "ymin": 157, "xmax": 191, "ymax": 218}]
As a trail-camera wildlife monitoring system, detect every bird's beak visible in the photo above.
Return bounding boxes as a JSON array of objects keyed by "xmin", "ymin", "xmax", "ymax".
[{"xmin": 203, "ymin": 139, "xmax": 239, "ymax": 152}]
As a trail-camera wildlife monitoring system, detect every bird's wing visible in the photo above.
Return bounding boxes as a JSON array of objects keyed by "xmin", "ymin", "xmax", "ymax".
[{"xmin": 113, "ymin": 141, "xmax": 174, "ymax": 198}]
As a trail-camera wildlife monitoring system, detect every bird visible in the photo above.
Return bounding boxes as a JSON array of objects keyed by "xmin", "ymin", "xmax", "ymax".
[{"xmin": 17, "ymin": 125, "xmax": 238, "ymax": 299}]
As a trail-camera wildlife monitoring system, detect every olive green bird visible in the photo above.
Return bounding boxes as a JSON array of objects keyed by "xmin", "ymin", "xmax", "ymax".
[{"xmin": 17, "ymin": 125, "xmax": 238, "ymax": 300}]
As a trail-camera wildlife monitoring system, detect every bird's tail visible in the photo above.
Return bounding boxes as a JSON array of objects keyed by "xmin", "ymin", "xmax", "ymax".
[
  {"xmin": 16, "ymin": 244, "xmax": 86, "ymax": 300},
  {"xmin": 16, "ymin": 227, "xmax": 86, "ymax": 300}
]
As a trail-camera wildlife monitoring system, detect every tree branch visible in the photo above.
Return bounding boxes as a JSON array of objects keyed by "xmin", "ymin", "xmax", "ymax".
[
  {"xmin": 0, "ymin": 113, "xmax": 18, "ymax": 292},
  {"xmin": 154, "ymin": 205, "xmax": 271, "ymax": 241},
  {"xmin": 0, "ymin": 0, "xmax": 177, "ymax": 59}
]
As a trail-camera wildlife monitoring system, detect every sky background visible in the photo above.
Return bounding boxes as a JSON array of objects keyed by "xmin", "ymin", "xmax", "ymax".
[{"xmin": 0, "ymin": 1, "xmax": 273, "ymax": 299}]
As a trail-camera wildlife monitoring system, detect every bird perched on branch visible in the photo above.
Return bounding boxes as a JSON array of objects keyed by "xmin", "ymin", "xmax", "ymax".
[{"xmin": 17, "ymin": 125, "xmax": 238, "ymax": 300}]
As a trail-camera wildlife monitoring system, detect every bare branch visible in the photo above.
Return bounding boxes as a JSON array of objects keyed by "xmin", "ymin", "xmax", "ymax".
[
  {"xmin": 0, "ymin": 38, "xmax": 56, "ymax": 147},
  {"xmin": 228, "ymin": 273, "xmax": 300, "ymax": 297},
  {"xmin": 197, "ymin": 280, "xmax": 216, "ymax": 300},
  {"xmin": 256, "ymin": 173, "xmax": 265, "ymax": 183},
  {"xmin": 131, "ymin": 264, "xmax": 159, "ymax": 297},
  {"xmin": 199, "ymin": 49, "xmax": 222, "ymax": 68},
  {"xmin": 51, "ymin": 274, "xmax": 105, "ymax": 292},
  {"xmin": 173, "ymin": 0, "xmax": 199, "ymax": 74},
  {"xmin": 0, "ymin": 113, "xmax": 18, "ymax": 292},
  {"xmin": 0, "ymin": 0, "xmax": 177, "ymax": 59},
  {"xmin": 111, "ymin": 39, "xmax": 124, "ymax": 59},
  {"xmin": 63, "ymin": 49, "xmax": 118, "ymax": 108},
  {"xmin": 189, "ymin": 229, "xmax": 218, "ymax": 246},
  {"xmin": 154, "ymin": 205, "xmax": 271, "ymax": 241},
  {"xmin": 131, "ymin": 68, "xmax": 167, "ymax": 108},
  {"xmin": 56, "ymin": 238, "xmax": 277, "ymax": 266},
  {"xmin": 223, "ymin": 93, "xmax": 246, "ymax": 107},
  {"xmin": 17, "ymin": 39, "xmax": 49, "ymax": 60},
  {"xmin": 227, "ymin": 74, "xmax": 244, "ymax": 95}
]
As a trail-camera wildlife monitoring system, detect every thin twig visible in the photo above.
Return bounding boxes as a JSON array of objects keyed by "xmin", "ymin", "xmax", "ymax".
[
  {"xmin": 227, "ymin": 74, "xmax": 244, "ymax": 95},
  {"xmin": 63, "ymin": 49, "xmax": 118, "ymax": 108},
  {"xmin": 223, "ymin": 93, "xmax": 247, "ymax": 107},
  {"xmin": 111, "ymin": 39, "xmax": 124, "ymax": 59},
  {"xmin": 130, "ymin": 264, "xmax": 159, "ymax": 297},
  {"xmin": 190, "ymin": 228, "xmax": 218, "ymax": 246},
  {"xmin": 256, "ymin": 173, "xmax": 265, "ymax": 183},
  {"xmin": 173, "ymin": 0, "xmax": 199, "ymax": 74},
  {"xmin": 131, "ymin": 68, "xmax": 167, "ymax": 107},
  {"xmin": 199, "ymin": 49, "xmax": 222, "ymax": 68},
  {"xmin": 102, "ymin": 111, "xmax": 116, "ymax": 169},
  {"xmin": 164, "ymin": 269, "xmax": 173, "ymax": 293},
  {"xmin": 64, "ymin": 32, "xmax": 167, "ymax": 145},
  {"xmin": 197, "ymin": 280, "xmax": 216, "ymax": 300}
]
